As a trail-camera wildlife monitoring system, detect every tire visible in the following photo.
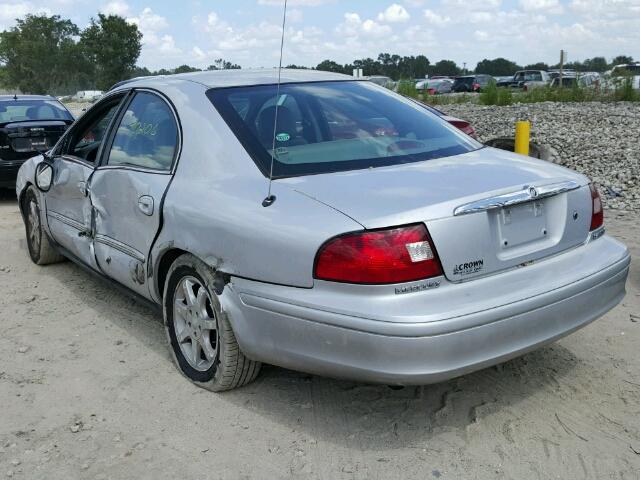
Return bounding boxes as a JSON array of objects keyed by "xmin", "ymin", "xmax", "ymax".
[
  {"xmin": 163, "ymin": 254, "xmax": 261, "ymax": 391},
  {"xmin": 23, "ymin": 186, "xmax": 65, "ymax": 265}
]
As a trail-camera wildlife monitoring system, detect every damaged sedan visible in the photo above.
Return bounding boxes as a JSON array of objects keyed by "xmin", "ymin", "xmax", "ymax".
[{"xmin": 16, "ymin": 70, "xmax": 630, "ymax": 391}]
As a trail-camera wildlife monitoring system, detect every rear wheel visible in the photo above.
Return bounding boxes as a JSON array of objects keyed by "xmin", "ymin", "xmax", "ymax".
[
  {"xmin": 163, "ymin": 254, "xmax": 261, "ymax": 391},
  {"xmin": 23, "ymin": 186, "xmax": 65, "ymax": 265}
]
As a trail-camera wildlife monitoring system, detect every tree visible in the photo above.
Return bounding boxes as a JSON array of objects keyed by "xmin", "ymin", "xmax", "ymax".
[
  {"xmin": 430, "ymin": 59, "xmax": 460, "ymax": 77},
  {"xmin": 80, "ymin": 14, "xmax": 142, "ymax": 90},
  {"xmin": 524, "ymin": 62, "xmax": 549, "ymax": 71},
  {"xmin": 316, "ymin": 60, "xmax": 346, "ymax": 74},
  {"xmin": 207, "ymin": 58, "xmax": 241, "ymax": 70},
  {"xmin": 610, "ymin": 55, "xmax": 633, "ymax": 67},
  {"xmin": 475, "ymin": 58, "xmax": 522, "ymax": 76},
  {"xmin": 0, "ymin": 14, "xmax": 85, "ymax": 94},
  {"xmin": 173, "ymin": 65, "xmax": 201, "ymax": 74},
  {"xmin": 582, "ymin": 56, "xmax": 608, "ymax": 72}
]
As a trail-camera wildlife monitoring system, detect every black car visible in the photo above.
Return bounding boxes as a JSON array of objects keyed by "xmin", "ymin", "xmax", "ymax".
[
  {"xmin": 451, "ymin": 74, "xmax": 493, "ymax": 93},
  {"xmin": 0, "ymin": 95, "xmax": 74, "ymax": 188}
]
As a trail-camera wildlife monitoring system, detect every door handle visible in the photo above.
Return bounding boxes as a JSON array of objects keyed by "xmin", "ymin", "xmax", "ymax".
[
  {"xmin": 78, "ymin": 181, "xmax": 89, "ymax": 197},
  {"xmin": 138, "ymin": 195, "xmax": 154, "ymax": 216}
]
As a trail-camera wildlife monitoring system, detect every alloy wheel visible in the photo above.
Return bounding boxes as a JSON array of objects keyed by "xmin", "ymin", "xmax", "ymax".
[{"xmin": 173, "ymin": 276, "xmax": 219, "ymax": 371}]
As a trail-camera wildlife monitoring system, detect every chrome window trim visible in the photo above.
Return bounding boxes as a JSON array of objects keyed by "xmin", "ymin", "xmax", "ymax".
[
  {"xmin": 453, "ymin": 180, "xmax": 581, "ymax": 216},
  {"xmin": 54, "ymin": 90, "xmax": 131, "ymax": 164}
]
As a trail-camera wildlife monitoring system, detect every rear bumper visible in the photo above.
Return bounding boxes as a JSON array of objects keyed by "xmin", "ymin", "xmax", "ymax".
[
  {"xmin": 0, "ymin": 160, "xmax": 25, "ymax": 188},
  {"xmin": 223, "ymin": 235, "xmax": 629, "ymax": 385}
]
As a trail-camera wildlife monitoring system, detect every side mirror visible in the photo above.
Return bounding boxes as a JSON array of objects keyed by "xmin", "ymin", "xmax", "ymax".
[{"xmin": 35, "ymin": 162, "xmax": 54, "ymax": 192}]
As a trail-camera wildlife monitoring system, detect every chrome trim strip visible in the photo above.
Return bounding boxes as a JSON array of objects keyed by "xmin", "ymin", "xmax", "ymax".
[
  {"xmin": 47, "ymin": 210, "xmax": 85, "ymax": 231},
  {"xmin": 453, "ymin": 180, "xmax": 581, "ymax": 216},
  {"xmin": 94, "ymin": 234, "xmax": 145, "ymax": 262}
]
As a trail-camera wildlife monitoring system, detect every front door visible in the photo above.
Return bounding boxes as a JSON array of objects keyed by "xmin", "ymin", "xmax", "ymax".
[
  {"xmin": 89, "ymin": 90, "xmax": 179, "ymax": 297},
  {"xmin": 45, "ymin": 95, "xmax": 125, "ymax": 269}
]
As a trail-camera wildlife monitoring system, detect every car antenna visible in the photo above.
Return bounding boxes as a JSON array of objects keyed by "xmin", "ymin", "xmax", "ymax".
[{"xmin": 262, "ymin": 0, "xmax": 288, "ymax": 208}]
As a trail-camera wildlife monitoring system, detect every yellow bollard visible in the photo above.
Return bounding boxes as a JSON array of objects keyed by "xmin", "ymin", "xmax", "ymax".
[{"xmin": 514, "ymin": 121, "xmax": 530, "ymax": 156}]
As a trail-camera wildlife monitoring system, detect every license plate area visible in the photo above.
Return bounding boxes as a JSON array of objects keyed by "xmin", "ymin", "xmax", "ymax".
[
  {"xmin": 12, "ymin": 137, "xmax": 48, "ymax": 152},
  {"xmin": 497, "ymin": 201, "xmax": 547, "ymax": 249}
]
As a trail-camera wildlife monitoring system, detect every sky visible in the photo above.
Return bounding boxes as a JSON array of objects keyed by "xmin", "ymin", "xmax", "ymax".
[{"xmin": 0, "ymin": 0, "xmax": 638, "ymax": 71}]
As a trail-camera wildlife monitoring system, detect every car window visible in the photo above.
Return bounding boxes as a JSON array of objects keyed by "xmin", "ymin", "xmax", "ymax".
[
  {"xmin": 0, "ymin": 100, "xmax": 73, "ymax": 123},
  {"xmin": 64, "ymin": 100, "xmax": 121, "ymax": 163},
  {"xmin": 208, "ymin": 81, "xmax": 481, "ymax": 178},
  {"xmin": 106, "ymin": 92, "xmax": 178, "ymax": 171}
]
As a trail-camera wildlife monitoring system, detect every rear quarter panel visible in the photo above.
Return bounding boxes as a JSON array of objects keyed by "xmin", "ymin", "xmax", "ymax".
[{"xmin": 148, "ymin": 80, "xmax": 362, "ymax": 298}]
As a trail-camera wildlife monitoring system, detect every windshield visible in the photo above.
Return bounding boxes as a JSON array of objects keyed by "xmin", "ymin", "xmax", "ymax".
[
  {"xmin": 0, "ymin": 100, "xmax": 73, "ymax": 123},
  {"xmin": 207, "ymin": 81, "xmax": 480, "ymax": 178}
]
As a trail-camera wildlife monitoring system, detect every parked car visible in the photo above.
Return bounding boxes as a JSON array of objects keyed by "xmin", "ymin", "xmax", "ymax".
[
  {"xmin": 452, "ymin": 74, "xmax": 493, "ymax": 93},
  {"xmin": 17, "ymin": 70, "xmax": 629, "ymax": 391},
  {"xmin": 0, "ymin": 95, "xmax": 74, "ymax": 189},
  {"xmin": 605, "ymin": 63, "xmax": 640, "ymax": 90},
  {"xmin": 497, "ymin": 70, "xmax": 551, "ymax": 89},
  {"xmin": 416, "ymin": 79, "xmax": 453, "ymax": 95},
  {"xmin": 72, "ymin": 90, "xmax": 104, "ymax": 102},
  {"xmin": 418, "ymin": 102, "xmax": 477, "ymax": 138},
  {"xmin": 366, "ymin": 76, "xmax": 394, "ymax": 88},
  {"xmin": 492, "ymin": 76, "xmax": 513, "ymax": 84},
  {"xmin": 549, "ymin": 73, "xmax": 600, "ymax": 89}
]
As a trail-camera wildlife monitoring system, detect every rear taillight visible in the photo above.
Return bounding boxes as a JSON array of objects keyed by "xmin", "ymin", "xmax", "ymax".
[
  {"xmin": 314, "ymin": 224, "xmax": 443, "ymax": 284},
  {"xmin": 448, "ymin": 119, "xmax": 477, "ymax": 138},
  {"xmin": 590, "ymin": 183, "xmax": 604, "ymax": 231}
]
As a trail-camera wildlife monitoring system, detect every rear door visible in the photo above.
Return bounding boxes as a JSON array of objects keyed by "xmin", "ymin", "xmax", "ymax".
[
  {"xmin": 89, "ymin": 90, "xmax": 180, "ymax": 297},
  {"xmin": 44, "ymin": 94, "xmax": 126, "ymax": 269}
]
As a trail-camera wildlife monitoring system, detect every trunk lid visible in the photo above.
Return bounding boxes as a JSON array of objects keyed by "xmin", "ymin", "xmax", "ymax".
[
  {"xmin": 285, "ymin": 147, "xmax": 592, "ymax": 282},
  {"xmin": 0, "ymin": 120, "xmax": 69, "ymax": 161}
]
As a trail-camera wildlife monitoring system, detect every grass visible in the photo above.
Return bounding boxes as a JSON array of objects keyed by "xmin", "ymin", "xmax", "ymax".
[{"xmin": 396, "ymin": 80, "xmax": 419, "ymax": 98}]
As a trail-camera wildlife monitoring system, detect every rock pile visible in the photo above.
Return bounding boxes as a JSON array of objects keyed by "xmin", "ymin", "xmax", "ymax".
[{"xmin": 440, "ymin": 101, "xmax": 640, "ymax": 211}]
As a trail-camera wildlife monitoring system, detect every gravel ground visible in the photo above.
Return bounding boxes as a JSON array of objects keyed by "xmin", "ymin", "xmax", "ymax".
[
  {"xmin": 0, "ymin": 184, "xmax": 639, "ymax": 479},
  {"xmin": 439, "ymin": 101, "xmax": 640, "ymax": 211}
]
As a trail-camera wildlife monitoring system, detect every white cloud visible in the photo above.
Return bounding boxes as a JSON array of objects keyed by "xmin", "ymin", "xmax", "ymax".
[
  {"xmin": 337, "ymin": 12, "xmax": 392, "ymax": 38},
  {"xmin": 519, "ymin": 0, "xmax": 564, "ymax": 14},
  {"xmin": 100, "ymin": 0, "xmax": 130, "ymax": 16},
  {"xmin": 424, "ymin": 9, "xmax": 451, "ymax": 26},
  {"xmin": 127, "ymin": 7, "xmax": 168, "ymax": 33},
  {"xmin": 192, "ymin": 46, "xmax": 206, "ymax": 60},
  {"xmin": 0, "ymin": 2, "xmax": 50, "ymax": 29},
  {"xmin": 257, "ymin": 0, "xmax": 332, "ymax": 5},
  {"xmin": 377, "ymin": 4, "xmax": 411, "ymax": 23},
  {"xmin": 288, "ymin": 8, "xmax": 304, "ymax": 23}
]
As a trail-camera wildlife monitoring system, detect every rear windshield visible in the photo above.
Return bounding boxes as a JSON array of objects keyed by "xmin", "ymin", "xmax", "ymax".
[
  {"xmin": 453, "ymin": 77, "xmax": 474, "ymax": 86},
  {"xmin": 207, "ymin": 81, "xmax": 480, "ymax": 178},
  {"xmin": 0, "ymin": 100, "xmax": 73, "ymax": 124}
]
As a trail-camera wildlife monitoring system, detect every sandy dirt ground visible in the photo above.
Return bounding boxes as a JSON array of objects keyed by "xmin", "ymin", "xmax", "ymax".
[{"xmin": 0, "ymin": 188, "xmax": 639, "ymax": 479}]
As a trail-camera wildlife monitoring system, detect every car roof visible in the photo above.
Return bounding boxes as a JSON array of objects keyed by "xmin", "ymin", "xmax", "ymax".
[
  {"xmin": 0, "ymin": 95, "xmax": 58, "ymax": 102},
  {"xmin": 116, "ymin": 69, "xmax": 355, "ymax": 91}
]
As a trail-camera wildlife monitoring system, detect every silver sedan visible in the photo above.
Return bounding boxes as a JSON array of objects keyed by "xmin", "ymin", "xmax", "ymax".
[{"xmin": 16, "ymin": 70, "xmax": 629, "ymax": 391}]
